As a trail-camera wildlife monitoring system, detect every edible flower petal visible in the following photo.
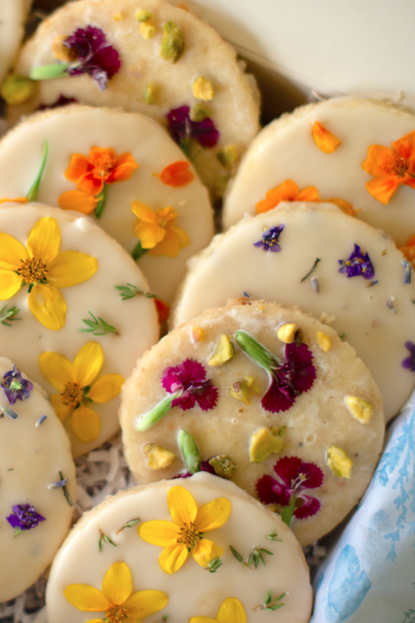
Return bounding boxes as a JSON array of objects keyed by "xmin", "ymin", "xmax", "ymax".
[
  {"xmin": 162, "ymin": 358, "xmax": 218, "ymax": 411},
  {"xmin": 132, "ymin": 202, "xmax": 190, "ymax": 257},
  {"xmin": 1, "ymin": 365, "xmax": 33, "ymax": 405},
  {"xmin": 253, "ymin": 225, "xmax": 285, "ymax": 252},
  {"xmin": 338, "ymin": 244, "xmax": 375, "ymax": 279},
  {"xmin": 190, "ymin": 598, "xmax": 247, "ymax": 623},
  {"xmin": 256, "ymin": 180, "xmax": 320, "ymax": 214},
  {"xmin": 58, "ymin": 190, "xmax": 98, "ymax": 215},
  {"xmin": 6, "ymin": 504, "xmax": 45, "ymax": 531},
  {"xmin": 400, "ymin": 233, "xmax": 415, "ymax": 267},
  {"xmin": 402, "ymin": 341, "xmax": 415, "ymax": 372},
  {"xmin": 155, "ymin": 161, "xmax": 194, "ymax": 187},
  {"xmin": 311, "ymin": 121, "xmax": 341, "ymax": 153},
  {"xmin": 166, "ymin": 105, "xmax": 219, "ymax": 151}
]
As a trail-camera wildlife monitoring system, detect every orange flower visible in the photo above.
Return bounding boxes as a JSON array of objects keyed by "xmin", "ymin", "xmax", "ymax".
[
  {"xmin": 65, "ymin": 147, "xmax": 139, "ymax": 196},
  {"xmin": 154, "ymin": 161, "xmax": 194, "ymax": 187},
  {"xmin": 327, "ymin": 197, "xmax": 359, "ymax": 216},
  {"xmin": 58, "ymin": 190, "xmax": 98, "ymax": 215},
  {"xmin": 155, "ymin": 298, "xmax": 170, "ymax": 324},
  {"xmin": 362, "ymin": 131, "xmax": 415, "ymax": 204},
  {"xmin": 132, "ymin": 202, "xmax": 190, "ymax": 257},
  {"xmin": 256, "ymin": 180, "xmax": 321, "ymax": 214},
  {"xmin": 311, "ymin": 121, "xmax": 341, "ymax": 153},
  {"xmin": 400, "ymin": 233, "xmax": 415, "ymax": 267}
]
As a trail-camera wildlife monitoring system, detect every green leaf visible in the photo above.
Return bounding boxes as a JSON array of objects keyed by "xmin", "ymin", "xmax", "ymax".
[
  {"xmin": 0, "ymin": 304, "xmax": 21, "ymax": 327},
  {"xmin": 178, "ymin": 429, "xmax": 201, "ymax": 474},
  {"xmin": 26, "ymin": 141, "xmax": 48, "ymax": 202},
  {"xmin": 234, "ymin": 330, "xmax": 280, "ymax": 371},
  {"xmin": 300, "ymin": 257, "xmax": 321, "ymax": 282},
  {"xmin": 136, "ymin": 392, "xmax": 180, "ymax": 431},
  {"xmin": 132, "ymin": 239, "xmax": 149, "ymax": 261},
  {"xmin": 30, "ymin": 63, "xmax": 70, "ymax": 80},
  {"xmin": 229, "ymin": 545, "xmax": 244, "ymax": 564},
  {"xmin": 95, "ymin": 184, "xmax": 108, "ymax": 218},
  {"xmin": 80, "ymin": 312, "xmax": 119, "ymax": 336}
]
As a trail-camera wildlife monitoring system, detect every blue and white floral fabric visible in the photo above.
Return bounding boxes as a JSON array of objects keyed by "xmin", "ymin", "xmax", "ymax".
[{"xmin": 311, "ymin": 390, "xmax": 415, "ymax": 623}]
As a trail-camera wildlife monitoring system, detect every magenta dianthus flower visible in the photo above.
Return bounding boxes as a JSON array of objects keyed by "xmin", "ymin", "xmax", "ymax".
[
  {"xmin": 162, "ymin": 359, "xmax": 218, "ymax": 411},
  {"xmin": 166, "ymin": 106, "xmax": 220, "ymax": 151}
]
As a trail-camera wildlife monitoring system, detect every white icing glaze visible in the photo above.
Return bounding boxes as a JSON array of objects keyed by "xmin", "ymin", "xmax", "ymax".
[
  {"xmin": 223, "ymin": 97, "xmax": 415, "ymax": 246},
  {"xmin": 172, "ymin": 203, "xmax": 415, "ymax": 421},
  {"xmin": 0, "ymin": 0, "xmax": 25, "ymax": 84},
  {"xmin": 0, "ymin": 357, "xmax": 76, "ymax": 602},
  {"xmin": 0, "ymin": 106, "xmax": 214, "ymax": 303},
  {"xmin": 46, "ymin": 474, "xmax": 312, "ymax": 623},
  {"xmin": 0, "ymin": 204, "xmax": 159, "ymax": 455}
]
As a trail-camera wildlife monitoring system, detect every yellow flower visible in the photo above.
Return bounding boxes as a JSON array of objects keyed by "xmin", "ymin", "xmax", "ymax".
[
  {"xmin": 189, "ymin": 598, "xmax": 247, "ymax": 623},
  {"xmin": 39, "ymin": 342, "xmax": 124, "ymax": 443},
  {"xmin": 0, "ymin": 217, "xmax": 97, "ymax": 330},
  {"xmin": 64, "ymin": 561, "xmax": 168, "ymax": 623},
  {"xmin": 132, "ymin": 202, "xmax": 190, "ymax": 257},
  {"xmin": 138, "ymin": 486, "xmax": 231, "ymax": 574}
]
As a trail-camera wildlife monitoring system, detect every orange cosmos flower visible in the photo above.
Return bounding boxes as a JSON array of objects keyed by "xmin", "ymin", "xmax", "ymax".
[
  {"xmin": 154, "ymin": 161, "xmax": 195, "ymax": 187},
  {"xmin": 311, "ymin": 121, "xmax": 341, "ymax": 153},
  {"xmin": 362, "ymin": 130, "xmax": 415, "ymax": 204},
  {"xmin": 65, "ymin": 147, "xmax": 139, "ymax": 196},
  {"xmin": 132, "ymin": 202, "xmax": 190, "ymax": 257},
  {"xmin": 256, "ymin": 180, "xmax": 321, "ymax": 214}
]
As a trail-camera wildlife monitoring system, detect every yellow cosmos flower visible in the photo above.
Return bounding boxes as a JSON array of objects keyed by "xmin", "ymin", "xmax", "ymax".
[
  {"xmin": 64, "ymin": 561, "xmax": 168, "ymax": 623},
  {"xmin": 132, "ymin": 202, "xmax": 190, "ymax": 257},
  {"xmin": 138, "ymin": 486, "xmax": 231, "ymax": 575},
  {"xmin": 0, "ymin": 217, "xmax": 97, "ymax": 331},
  {"xmin": 190, "ymin": 598, "xmax": 247, "ymax": 623},
  {"xmin": 39, "ymin": 342, "xmax": 124, "ymax": 443}
]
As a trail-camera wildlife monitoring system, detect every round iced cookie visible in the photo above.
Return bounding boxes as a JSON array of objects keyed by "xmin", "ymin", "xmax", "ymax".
[
  {"xmin": 0, "ymin": 105, "xmax": 214, "ymax": 304},
  {"xmin": 0, "ymin": 0, "xmax": 26, "ymax": 85},
  {"xmin": 120, "ymin": 299, "xmax": 385, "ymax": 546},
  {"xmin": 0, "ymin": 203, "xmax": 159, "ymax": 456},
  {"xmin": 171, "ymin": 203, "xmax": 415, "ymax": 422},
  {"xmin": 45, "ymin": 473, "xmax": 312, "ymax": 623},
  {"xmin": 223, "ymin": 97, "xmax": 415, "ymax": 247},
  {"xmin": 0, "ymin": 356, "xmax": 76, "ymax": 602},
  {"xmin": 9, "ymin": 0, "xmax": 260, "ymax": 197}
]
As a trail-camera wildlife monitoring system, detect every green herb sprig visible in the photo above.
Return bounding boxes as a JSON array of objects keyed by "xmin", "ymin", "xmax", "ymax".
[
  {"xmin": 60, "ymin": 470, "xmax": 74, "ymax": 507},
  {"xmin": 115, "ymin": 283, "xmax": 159, "ymax": 301},
  {"xmin": 115, "ymin": 518, "xmax": 141, "ymax": 534},
  {"xmin": 255, "ymin": 590, "xmax": 286, "ymax": 612},
  {"xmin": 0, "ymin": 305, "xmax": 21, "ymax": 327},
  {"xmin": 206, "ymin": 557, "xmax": 223, "ymax": 573},
  {"xmin": 98, "ymin": 530, "xmax": 117, "ymax": 552},
  {"xmin": 229, "ymin": 545, "xmax": 273, "ymax": 570},
  {"xmin": 300, "ymin": 257, "xmax": 321, "ymax": 283},
  {"xmin": 266, "ymin": 531, "xmax": 282, "ymax": 542},
  {"xmin": 80, "ymin": 312, "xmax": 119, "ymax": 336}
]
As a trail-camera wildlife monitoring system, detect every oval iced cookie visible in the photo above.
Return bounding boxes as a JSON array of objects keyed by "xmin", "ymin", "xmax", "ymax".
[
  {"xmin": 0, "ymin": 105, "xmax": 214, "ymax": 304},
  {"xmin": 0, "ymin": 356, "xmax": 76, "ymax": 602},
  {"xmin": 120, "ymin": 299, "xmax": 384, "ymax": 546},
  {"xmin": 172, "ymin": 203, "xmax": 415, "ymax": 421},
  {"xmin": 9, "ymin": 0, "xmax": 260, "ymax": 197},
  {"xmin": 0, "ymin": 203, "xmax": 158, "ymax": 456},
  {"xmin": 223, "ymin": 97, "xmax": 415, "ymax": 248},
  {"xmin": 0, "ymin": 0, "xmax": 27, "ymax": 85},
  {"xmin": 45, "ymin": 473, "xmax": 312, "ymax": 623}
]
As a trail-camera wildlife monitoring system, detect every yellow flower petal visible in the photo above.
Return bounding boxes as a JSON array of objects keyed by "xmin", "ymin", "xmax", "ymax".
[
  {"xmin": 26, "ymin": 217, "xmax": 60, "ymax": 264},
  {"xmin": 312, "ymin": 121, "xmax": 341, "ymax": 154},
  {"xmin": 85, "ymin": 619, "xmax": 106, "ymax": 623},
  {"xmin": 73, "ymin": 342, "xmax": 103, "ymax": 386},
  {"xmin": 64, "ymin": 584, "xmax": 108, "ymax": 612},
  {"xmin": 217, "ymin": 598, "xmax": 247, "ymax": 623},
  {"xmin": 168, "ymin": 486, "xmax": 198, "ymax": 526},
  {"xmin": 39, "ymin": 352, "xmax": 74, "ymax": 391},
  {"xmin": 189, "ymin": 618, "xmax": 217, "ymax": 623},
  {"xmin": 196, "ymin": 498, "xmax": 231, "ymax": 532},
  {"xmin": 134, "ymin": 221, "xmax": 165, "ymax": 249},
  {"xmin": 48, "ymin": 251, "xmax": 98, "ymax": 288},
  {"xmin": 0, "ymin": 269, "xmax": 22, "ymax": 300},
  {"xmin": 50, "ymin": 394, "xmax": 72, "ymax": 421},
  {"xmin": 28, "ymin": 284, "xmax": 67, "ymax": 331},
  {"xmin": 159, "ymin": 542, "xmax": 188, "ymax": 574},
  {"xmin": 192, "ymin": 539, "xmax": 224, "ymax": 568},
  {"xmin": 138, "ymin": 520, "xmax": 180, "ymax": 547},
  {"xmin": 131, "ymin": 201, "xmax": 158, "ymax": 223},
  {"xmin": 0, "ymin": 233, "xmax": 28, "ymax": 270},
  {"xmin": 148, "ymin": 228, "xmax": 180, "ymax": 257},
  {"xmin": 102, "ymin": 562, "xmax": 132, "ymax": 606},
  {"xmin": 88, "ymin": 374, "xmax": 125, "ymax": 403},
  {"xmin": 124, "ymin": 590, "xmax": 168, "ymax": 619},
  {"xmin": 171, "ymin": 225, "xmax": 190, "ymax": 247},
  {"xmin": 0, "ymin": 197, "xmax": 28, "ymax": 205},
  {"xmin": 71, "ymin": 404, "xmax": 101, "ymax": 443}
]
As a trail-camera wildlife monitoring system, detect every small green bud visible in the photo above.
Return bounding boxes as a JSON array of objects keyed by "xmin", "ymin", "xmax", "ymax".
[{"xmin": 160, "ymin": 21, "xmax": 184, "ymax": 63}]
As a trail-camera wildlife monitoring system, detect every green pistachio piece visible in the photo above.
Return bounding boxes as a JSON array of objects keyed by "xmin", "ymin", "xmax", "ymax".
[
  {"xmin": 190, "ymin": 103, "xmax": 212, "ymax": 122},
  {"xmin": 1, "ymin": 74, "xmax": 36, "ymax": 105},
  {"xmin": 140, "ymin": 22, "xmax": 155, "ymax": 40},
  {"xmin": 190, "ymin": 326, "xmax": 206, "ymax": 343},
  {"xmin": 249, "ymin": 427, "xmax": 284, "ymax": 463},
  {"xmin": 276, "ymin": 323, "xmax": 297, "ymax": 344},
  {"xmin": 209, "ymin": 455, "xmax": 237, "ymax": 479},
  {"xmin": 160, "ymin": 21, "xmax": 184, "ymax": 63},
  {"xmin": 316, "ymin": 331, "xmax": 331, "ymax": 352},
  {"xmin": 143, "ymin": 83, "xmax": 155, "ymax": 105},
  {"xmin": 192, "ymin": 76, "xmax": 214, "ymax": 101},
  {"xmin": 217, "ymin": 144, "xmax": 238, "ymax": 168},
  {"xmin": 229, "ymin": 379, "xmax": 250, "ymax": 405},
  {"xmin": 136, "ymin": 9, "xmax": 153, "ymax": 22},
  {"xmin": 345, "ymin": 395, "xmax": 373, "ymax": 424},
  {"xmin": 144, "ymin": 443, "xmax": 175, "ymax": 469},
  {"xmin": 208, "ymin": 334, "xmax": 235, "ymax": 366},
  {"xmin": 327, "ymin": 446, "xmax": 353, "ymax": 479}
]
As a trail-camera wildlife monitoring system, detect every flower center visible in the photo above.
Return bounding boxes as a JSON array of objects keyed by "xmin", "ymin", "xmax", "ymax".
[
  {"xmin": 105, "ymin": 604, "xmax": 129, "ymax": 622},
  {"xmin": 177, "ymin": 522, "xmax": 202, "ymax": 550},
  {"xmin": 61, "ymin": 382, "xmax": 84, "ymax": 408},
  {"xmin": 157, "ymin": 207, "xmax": 177, "ymax": 229},
  {"xmin": 93, "ymin": 154, "xmax": 114, "ymax": 179},
  {"xmin": 17, "ymin": 258, "xmax": 48, "ymax": 285}
]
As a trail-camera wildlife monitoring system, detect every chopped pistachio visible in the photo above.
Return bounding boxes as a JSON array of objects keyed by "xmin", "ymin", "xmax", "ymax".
[
  {"xmin": 345, "ymin": 395, "xmax": 373, "ymax": 424},
  {"xmin": 192, "ymin": 76, "xmax": 214, "ymax": 101},
  {"xmin": 249, "ymin": 427, "xmax": 284, "ymax": 463},
  {"xmin": 113, "ymin": 13, "xmax": 123, "ymax": 20},
  {"xmin": 1, "ymin": 74, "xmax": 36, "ymax": 105},
  {"xmin": 276, "ymin": 323, "xmax": 297, "ymax": 344},
  {"xmin": 139, "ymin": 22, "xmax": 155, "ymax": 40},
  {"xmin": 51, "ymin": 35, "xmax": 78, "ymax": 62},
  {"xmin": 208, "ymin": 334, "xmax": 235, "ymax": 366},
  {"xmin": 143, "ymin": 83, "xmax": 155, "ymax": 105},
  {"xmin": 143, "ymin": 443, "xmax": 175, "ymax": 470},
  {"xmin": 190, "ymin": 103, "xmax": 212, "ymax": 122},
  {"xmin": 217, "ymin": 145, "xmax": 238, "ymax": 167},
  {"xmin": 160, "ymin": 21, "xmax": 184, "ymax": 63},
  {"xmin": 136, "ymin": 9, "xmax": 153, "ymax": 22},
  {"xmin": 327, "ymin": 446, "xmax": 353, "ymax": 479},
  {"xmin": 316, "ymin": 331, "xmax": 331, "ymax": 352},
  {"xmin": 209, "ymin": 455, "xmax": 237, "ymax": 479},
  {"xmin": 190, "ymin": 326, "xmax": 205, "ymax": 343},
  {"xmin": 229, "ymin": 380, "xmax": 251, "ymax": 405}
]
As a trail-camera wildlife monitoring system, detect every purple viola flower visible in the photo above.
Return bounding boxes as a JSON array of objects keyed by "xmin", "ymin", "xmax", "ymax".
[
  {"xmin": 1, "ymin": 365, "xmax": 33, "ymax": 406},
  {"xmin": 64, "ymin": 26, "xmax": 121, "ymax": 90},
  {"xmin": 254, "ymin": 225, "xmax": 285, "ymax": 252},
  {"xmin": 37, "ymin": 95, "xmax": 78, "ymax": 111},
  {"xmin": 166, "ymin": 106, "xmax": 220, "ymax": 150},
  {"xmin": 402, "ymin": 341, "xmax": 415, "ymax": 372},
  {"xmin": 256, "ymin": 455, "xmax": 323, "ymax": 525},
  {"xmin": 162, "ymin": 359, "xmax": 218, "ymax": 411},
  {"xmin": 6, "ymin": 504, "xmax": 46, "ymax": 532},
  {"xmin": 338, "ymin": 244, "xmax": 375, "ymax": 279}
]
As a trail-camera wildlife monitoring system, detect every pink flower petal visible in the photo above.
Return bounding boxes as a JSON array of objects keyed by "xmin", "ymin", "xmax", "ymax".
[{"xmin": 294, "ymin": 494, "xmax": 321, "ymax": 519}]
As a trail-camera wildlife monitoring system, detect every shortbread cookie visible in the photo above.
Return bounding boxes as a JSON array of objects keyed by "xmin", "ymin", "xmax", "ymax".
[
  {"xmin": 46, "ymin": 473, "xmax": 312, "ymax": 622},
  {"xmin": 0, "ymin": 357, "xmax": 76, "ymax": 602},
  {"xmin": 223, "ymin": 97, "xmax": 415, "ymax": 247},
  {"xmin": 0, "ymin": 105, "xmax": 214, "ymax": 303},
  {"xmin": 0, "ymin": 203, "xmax": 158, "ymax": 456},
  {"xmin": 121, "ymin": 300, "xmax": 384, "ymax": 545},
  {"xmin": 172, "ymin": 203, "xmax": 415, "ymax": 421},
  {"xmin": 0, "ymin": 0, "xmax": 26, "ymax": 85},
  {"xmin": 9, "ymin": 0, "xmax": 260, "ymax": 196}
]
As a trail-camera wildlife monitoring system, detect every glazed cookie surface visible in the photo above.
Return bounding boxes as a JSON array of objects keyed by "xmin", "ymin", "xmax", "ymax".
[
  {"xmin": 223, "ymin": 97, "xmax": 415, "ymax": 248},
  {"xmin": 0, "ymin": 0, "xmax": 26, "ymax": 85},
  {"xmin": 10, "ymin": 0, "xmax": 260, "ymax": 196},
  {"xmin": 0, "ymin": 105, "xmax": 213, "ymax": 303},
  {"xmin": 0, "ymin": 357, "xmax": 76, "ymax": 602},
  {"xmin": 0, "ymin": 203, "xmax": 158, "ymax": 456},
  {"xmin": 121, "ymin": 300, "xmax": 384, "ymax": 546},
  {"xmin": 172, "ymin": 203, "xmax": 415, "ymax": 421},
  {"xmin": 46, "ymin": 474, "xmax": 312, "ymax": 623}
]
